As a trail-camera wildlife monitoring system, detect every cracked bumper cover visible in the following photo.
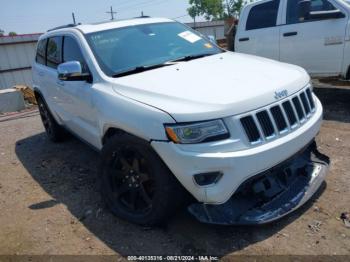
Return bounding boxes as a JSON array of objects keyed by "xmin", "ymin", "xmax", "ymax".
[{"xmin": 188, "ymin": 142, "xmax": 329, "ymax": 225}]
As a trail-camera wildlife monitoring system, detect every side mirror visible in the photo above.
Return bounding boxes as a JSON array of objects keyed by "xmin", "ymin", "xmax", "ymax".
[
  {"xmin": 298, "ymin": 0, "xmax": 311, "ymax": 20},
  {"xmin": 57, "ymin": 61, "xmax": 92, "ymax": 82}
]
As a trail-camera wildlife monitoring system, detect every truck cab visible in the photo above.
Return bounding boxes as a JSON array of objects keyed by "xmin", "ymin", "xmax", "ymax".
[{"xmin": 235, "ymin": 0, "xmax": 350, "ymax": 78}]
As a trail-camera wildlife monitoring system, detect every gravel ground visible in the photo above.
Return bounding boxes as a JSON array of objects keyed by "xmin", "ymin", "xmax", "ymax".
[{"xmin": 0, "ymin": 82, "xmax": 349, "ymax": 259}]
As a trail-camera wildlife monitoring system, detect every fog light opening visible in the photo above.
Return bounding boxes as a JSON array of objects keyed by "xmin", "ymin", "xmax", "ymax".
[{"xmin": 194, "ymin": 172, "xmax": 223, "ymax": 186}]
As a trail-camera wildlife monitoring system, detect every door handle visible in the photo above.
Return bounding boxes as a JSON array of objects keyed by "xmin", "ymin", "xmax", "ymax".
[
  {"xmin": 38, "ymin": 71, "xmax": 45, "ymax": 77},
  {"xmin": 239, "ymin": 37, "xmax": 250, "ymax": 42},
  {"xmin": 283, "ymin": 32, "xmax": 298, "ymax": 37}
]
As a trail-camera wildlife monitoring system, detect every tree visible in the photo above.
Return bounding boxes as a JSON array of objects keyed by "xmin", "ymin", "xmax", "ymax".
[
  {"xmin": 188, "ymin": 0, "xmax": 250, "ymax": 21},
  {"xmin": 9, "ymin": 32, "xmax": 17, "ymax": 36},
  {"xmin": 224, "ymin": 0, "xmax": 250, "ymax": 19},
  {"xmin": 0, "ymin": 29, "xmax": 4, "ymax": 37},
  {"xmin": 187, "ymin": 0, "xmax": 201, "ymax": 27},
  {"xmin": 188, "ymin": 0, "xmax": 224, "ymax": 21}
]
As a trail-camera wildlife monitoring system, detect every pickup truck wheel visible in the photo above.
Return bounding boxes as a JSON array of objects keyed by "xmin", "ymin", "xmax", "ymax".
[
  {"xmin": 100, "ymin": 134, "xmax": 185, "ymax": 225},
  {"xmin": 37, "ymin": 96, "xmax": 65, "ymax": 142}
]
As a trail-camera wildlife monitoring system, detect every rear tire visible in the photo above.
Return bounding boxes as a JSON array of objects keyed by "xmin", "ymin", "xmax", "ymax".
[
  {"xmin": 37, "ymin": 96, "xmax": 66, "ymax": 142},
  {"xmin": 100, "ymin": 133, "xmax": 186, "ymax": 225}
]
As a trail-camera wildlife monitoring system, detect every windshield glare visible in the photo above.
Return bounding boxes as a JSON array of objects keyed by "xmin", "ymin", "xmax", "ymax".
[{"xmin": 86, "ymin": 22, "xmax": 222, "ymax": 77}]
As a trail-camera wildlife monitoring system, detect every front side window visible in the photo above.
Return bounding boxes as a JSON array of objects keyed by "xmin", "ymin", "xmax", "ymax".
[
  {"xmin": 63, "ymin": 36, "xmax": 89, "ymax": 73},
  {"xmin": 47, "ymin": 36, "xmax": 63, "ymax": 69},
  {"xmin": 85, "ymin": 22, "xmax": 222, "ymax": 77},
  {"xmin": 35, "ymin": 39, "xmax": 47, "ymax": 65},
  {"xmin": 246, "ymin": 0, "xmax": 280, "ymax": 30},
  {"xmin": 287, "ymin": 0, "xmax": 337, "ymax": 24}
]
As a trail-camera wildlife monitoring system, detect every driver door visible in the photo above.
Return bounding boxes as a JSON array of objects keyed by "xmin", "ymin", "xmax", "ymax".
[
  {"xmin": 280, "ymin": 0, "xmax": 347, "ymax": 76},
  {"xmin": 58, "ymin": 35, "xmax": 100, "ymax": 147}
]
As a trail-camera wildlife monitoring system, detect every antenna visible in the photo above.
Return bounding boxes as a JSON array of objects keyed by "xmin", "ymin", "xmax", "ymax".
[{"xmin": 72, "ymin": 12, "xmax": 76, "ymax": 24}]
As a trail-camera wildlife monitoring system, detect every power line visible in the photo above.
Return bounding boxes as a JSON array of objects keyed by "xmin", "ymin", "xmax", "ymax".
[
  {"xmin": 172, "ymin": 14, "xmax": 190, "ymax": 19},
  {"xmin": 117, "ymin": 0, "xmax": 166, "ymax": 13},
  {"xmin": 106, "ymin": 6, "xmax": 117, "ymax": 20}
]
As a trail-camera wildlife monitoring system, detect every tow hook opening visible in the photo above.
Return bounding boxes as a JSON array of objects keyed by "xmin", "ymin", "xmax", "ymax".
[
  {"xmin": 194, "ymin": 172, "xmax": 223, "ymax": 186},
  {"xmin": 188, "ymin": 141, "xmax": 330, "ymax": 225}
]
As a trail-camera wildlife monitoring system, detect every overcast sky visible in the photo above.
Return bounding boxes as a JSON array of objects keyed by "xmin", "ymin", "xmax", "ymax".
[{"xmin": 0, "ymin": 0, "xmax": 199, "ymax": 34}]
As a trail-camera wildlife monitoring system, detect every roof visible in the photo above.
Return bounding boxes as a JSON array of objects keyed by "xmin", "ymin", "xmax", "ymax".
[
  {"xmin": 185, "ymin": 20, "xmax": 225, "ymax": 28},
  {"xmin": 0, "ymin": 33, "xmax": 42, "ymax": 45},
  {"xmin": 76, "ymin": 17, "xmax": 174, "ymax": 34}
]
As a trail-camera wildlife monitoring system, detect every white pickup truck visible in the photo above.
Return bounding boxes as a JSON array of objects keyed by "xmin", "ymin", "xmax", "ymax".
[{"xmin": 235, "ymin": 0, "xmax": 350, "ymax": 79}]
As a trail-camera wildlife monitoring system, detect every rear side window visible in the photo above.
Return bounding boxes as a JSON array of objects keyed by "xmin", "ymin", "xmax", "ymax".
[
  {"xmin": 287, "ymin": 0, "xmax": 337, "ymax": 24},
  {"xmin": 246, "ymin": 0, "xmax": 280, "ymax": 30},
  {"xmin": 35, "ymin": 39, "xmax": 47, "ymax": 65},
  {"xmin": 47, "ymin": 36, "xmax": 63, "ymax": 69},
  {"xmin": 63, "ymin": 36, "xmax": 89, "ymax": 73}
]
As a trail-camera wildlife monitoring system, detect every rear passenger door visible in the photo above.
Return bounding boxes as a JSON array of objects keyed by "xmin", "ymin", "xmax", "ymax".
[
  {"xmin": 32, "ymin": 38, "xmax": 48, "ymax": 96},
  {"xmin": 235, "ymin": 0, "xmax": 281, "ymax": 60},
  {"xmin": 44, "ymin": 36, "xmax": 68, "ymax": 120},
  {"xmin": 279, "ymin": 0, "xmax": 347, "ymax": 76}
]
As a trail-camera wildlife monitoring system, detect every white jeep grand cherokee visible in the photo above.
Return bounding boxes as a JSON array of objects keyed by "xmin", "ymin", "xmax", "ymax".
[{"xmin": 32, "ymin": 18, "xmax": 329, "ymax": 225}]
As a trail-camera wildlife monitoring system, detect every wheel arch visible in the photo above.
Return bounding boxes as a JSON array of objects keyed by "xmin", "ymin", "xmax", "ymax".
[
  {"xmin": 33, "ymin": 88, "xmax": 44, "ymax": 101},
  {"xmin": 101, "ymin": 126, "xmax": 153, "ymax": 146}
]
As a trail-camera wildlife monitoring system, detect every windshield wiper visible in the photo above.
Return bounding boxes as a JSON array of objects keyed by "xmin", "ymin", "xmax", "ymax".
[
  {"xmin": 112, "ymin": 53, "xmax": 216, "ymax": 78},
  {"xmin": 169, "ymin": 53, "xmax": 215, "ymax": 63},
  {"xmin": 112, "ymin": 63, "xmax": 173, "ymax": 78}
]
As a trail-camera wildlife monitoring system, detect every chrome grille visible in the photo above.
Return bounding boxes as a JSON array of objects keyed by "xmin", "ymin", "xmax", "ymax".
[
  {"xmin": 282, "ymin": 101, "xmax": 297, "ymax": 127},
  {"xmin": 270, "ymin": 105, "xmax": 288, "ymax": 132},
  {"xmin": 292, "ymin": 96, "xmax": 305, "ymax": 121},
  {"xmin": 240, "ymin": 87, "xmax": 316, "ymax": 144},
  {"xmin": 256, "ymin": 111, "xmax": 274, "ymax": 137},
  {"xmin": 240, "ymin": 116, "xmax": 261, "ymax": 142}
]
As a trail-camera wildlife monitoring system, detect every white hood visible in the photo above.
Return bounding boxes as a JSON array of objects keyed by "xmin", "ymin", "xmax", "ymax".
[{"xmin": 111, "ymin": 52, "xmax": 310, "ymax": 122}]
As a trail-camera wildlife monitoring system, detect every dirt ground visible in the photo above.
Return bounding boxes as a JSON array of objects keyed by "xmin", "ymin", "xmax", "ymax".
[{"xmin": 0, "ymin": 81, "xmax": 349, "ymax": 259}]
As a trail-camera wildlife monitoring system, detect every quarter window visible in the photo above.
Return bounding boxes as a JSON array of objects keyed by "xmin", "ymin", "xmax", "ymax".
[
  {"xmin": 63, "ymin": 36, "xmax": 89, "ymax": 73},
  {"xmin": 35, "ymin": 39, "xmax": 47, "ymax": 65},
  {"xmin": 47, "ymin": 36, "xmax": 63, "ymax": 69},
  {"xmin": 287, "ymin": 0, "xmax": 337, "ymax": 24},
  {"xmin": 246, "ymin": 0, "xmax": 280, "ymax": 30}
]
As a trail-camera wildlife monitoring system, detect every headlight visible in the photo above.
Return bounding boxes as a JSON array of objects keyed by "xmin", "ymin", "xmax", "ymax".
[{"xmin": 165, "ymin": 119, "xmax": 229, "ymax": 144}]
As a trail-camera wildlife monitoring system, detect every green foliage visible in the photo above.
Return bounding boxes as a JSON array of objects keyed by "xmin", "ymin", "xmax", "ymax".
[
  {"xmin": 224, "ymin": 0, "xmax": 249, "ymax": 18},
  {"xmin": 188, "ymin": 0, "xmax": 251, "ymax": 20},
  {"xmin": 188, "ymin": 0, "xmax": 224, "ymax": 21},
  {"xmin": 9, "ymin": 32, "xmax": 17, "ymax": 36},
  {"xmin": 0, "ymin": 29, "xmax": 4, "ymax": 37},
  {"xmin": 187, "ymin": 0, "xmax": 201, "ymax": 20}
]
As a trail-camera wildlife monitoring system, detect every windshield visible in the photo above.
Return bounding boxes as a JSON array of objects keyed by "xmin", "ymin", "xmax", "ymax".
[
  {"xmin": 86, "ymin": 22, "xmax": 222, "ymax": 77},
  {"xmin": 341, "ymin": 0, "xmax": 350, "ymax": 4}
]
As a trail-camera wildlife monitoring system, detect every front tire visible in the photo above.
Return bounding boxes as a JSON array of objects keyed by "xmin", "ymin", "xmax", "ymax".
[{"xmin": 100, "ymin": 133, "xmax": 186, "ymax": 225}]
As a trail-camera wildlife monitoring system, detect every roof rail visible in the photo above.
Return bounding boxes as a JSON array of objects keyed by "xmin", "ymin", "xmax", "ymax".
[{"xmin": 47, "ymin": 23, "xmax": 81, "ymax": 32}]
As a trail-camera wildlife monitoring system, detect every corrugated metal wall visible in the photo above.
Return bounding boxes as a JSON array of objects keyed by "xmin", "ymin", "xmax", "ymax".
[
  {"xmin": 186, "ymin": 21, "xmax": 225, "ymax": 40},
  {"xmin": 0, "ymin": 34, "xmax": 40, "ymax": 90}
]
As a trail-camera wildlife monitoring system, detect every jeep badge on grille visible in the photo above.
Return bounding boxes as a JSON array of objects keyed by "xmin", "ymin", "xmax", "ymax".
[{"xmin": 274, "ymin": 90, "xmax": 288, "ymax": 100}]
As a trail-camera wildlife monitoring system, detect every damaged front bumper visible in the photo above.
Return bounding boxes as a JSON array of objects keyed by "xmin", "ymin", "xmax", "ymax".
[{"xmin": 188, "ymin": 142, "xmax": 330, "ymax": 225}]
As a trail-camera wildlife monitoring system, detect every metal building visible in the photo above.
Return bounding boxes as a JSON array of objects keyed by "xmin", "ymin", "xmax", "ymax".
[
  {"xmin": 0, "ymin": 34, "xmax": 41, "ymax": 90},
  {"xmin": 186, "ymin": 20, "xmax": 225, "ymax": 41}
]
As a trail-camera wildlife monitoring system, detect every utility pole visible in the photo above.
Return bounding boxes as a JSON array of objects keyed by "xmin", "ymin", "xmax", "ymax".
[
  {"xmin": 72, "ymin": 12, "xmax": 76, "ymax": 24},
  {"xmin": 106, "ymin": 6, "xmax": 117, "ymax": 20}
]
